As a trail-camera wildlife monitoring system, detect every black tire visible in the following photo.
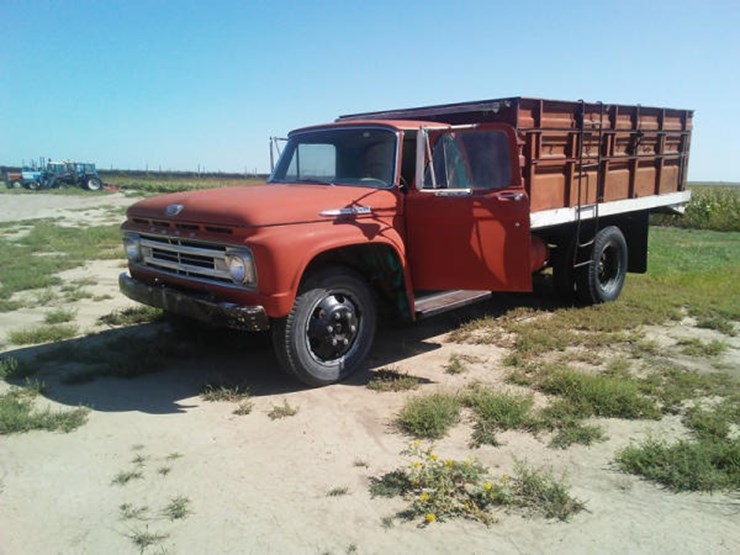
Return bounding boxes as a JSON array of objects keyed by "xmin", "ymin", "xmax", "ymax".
[
  {"xmin": 86, "ymin": 177, "xmax": 102, "ymax": 191},
  {"xmin": 27, "ymin": 179, "xmax": 41, "ymax": 190},
  {"xmin": 576, "ymin": 226, "xmax": 628, "ymax": 304},
  {"xmin": 271, "ymin": 266, "xmax": 377, "ymax": 386}
]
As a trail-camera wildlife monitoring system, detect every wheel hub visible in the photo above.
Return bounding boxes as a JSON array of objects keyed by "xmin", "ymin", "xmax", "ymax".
[{"xmin": 307, "ymin": 293, "xmax": 359, "ymax": 362}]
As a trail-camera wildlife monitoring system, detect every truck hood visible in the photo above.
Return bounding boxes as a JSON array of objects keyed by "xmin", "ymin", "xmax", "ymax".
[{"xmin": 126, "ymin": 184, "xmax": 401, "ymax": 228}]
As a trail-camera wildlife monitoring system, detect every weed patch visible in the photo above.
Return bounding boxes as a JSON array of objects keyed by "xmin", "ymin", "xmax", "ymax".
[
  {"xmin": 370, "ymin": 444, "xmax": 584, "ymax": 525},
  {"xmin": 268, "ymin": 399, "xmax": 299, "ymax": 420},
  {"xmin": 0, "ymin": 357, "xmax": 35, "ymax": 380},
  {"xmin": 366, "ymin": 367, "xmax": 422, "ymax": 392},
  {"xmin": 44, "ymin": 308, "xmax": 76, "ymax": 325},
  {"xmin": 676, "ymin": 338, "xmax": 728, "ymax": 357},
  {"xmin": 200, "ymin": 382, "xmax": 251, "ymax": 402},
  {"xmin": 0, "ymin": 389, "xmax": 88, "ymax": 434},
  {"xmin": 327, "ymin": 487, "xmax": 349, "ymax": 497},
  {"xmin": 98, "ymin": 306, "xmax": 163, "ymax": 327},
  {"xmin": 162, "ymin": 496, "xmax": 191, "ymax": 520},
  {"xmin": 396, "ymin": 392, "xmax": 461, "ymax": 439},
  {"xmin": 462, "ymin": 385, "xmax": 536, "ymax": 447},
  {"xmin": 7, "ymin": 324, "xmax": 78, "ymax": 345}
]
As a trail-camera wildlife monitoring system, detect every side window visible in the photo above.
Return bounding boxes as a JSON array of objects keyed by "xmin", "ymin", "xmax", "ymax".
[
  {"xmin": 459, "ymin": 130, "xmax": 512, "ymax": 190},
  {"xmin": 422, "ymin": 129, "xmax": 512, "ymax": 190},
  {"xmin": 423, "ymin": 135, "xmax": 470, "ymax": 189}
]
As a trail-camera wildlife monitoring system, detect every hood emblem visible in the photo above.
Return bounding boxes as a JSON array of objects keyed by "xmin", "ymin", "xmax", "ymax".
[{"xmin": 165, "ymin": 203, "xmax": 184, "ymax": 217}]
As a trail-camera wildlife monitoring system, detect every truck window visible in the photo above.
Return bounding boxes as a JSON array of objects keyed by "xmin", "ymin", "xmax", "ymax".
[
  {"xmin": 422, "ymin": 129, "xmax": 512, "ymax": 190},
  {"xmin": 284, "ymin": 144, "xmax": 336, "ymax": 182},
  {"xmin": 270, "ymin": 128, "xmax": 397, "ymax": 188}
]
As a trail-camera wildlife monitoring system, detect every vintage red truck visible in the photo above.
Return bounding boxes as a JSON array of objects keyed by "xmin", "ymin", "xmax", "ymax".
[{"xmin": 119, "ymin": 97, "xmax": 692, "ymax": 386}]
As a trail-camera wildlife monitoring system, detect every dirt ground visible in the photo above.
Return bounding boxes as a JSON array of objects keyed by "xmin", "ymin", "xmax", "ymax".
[{"xmin": 1, "ymin": 193, "xmax": 738, "ymax": 555}]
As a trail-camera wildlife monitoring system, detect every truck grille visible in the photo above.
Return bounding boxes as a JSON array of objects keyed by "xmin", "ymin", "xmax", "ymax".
[{"xmin": 139, "ymin": 234, "xmax": 233, "ymax": 284}]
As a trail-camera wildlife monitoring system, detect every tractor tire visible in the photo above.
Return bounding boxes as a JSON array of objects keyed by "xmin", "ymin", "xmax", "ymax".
[
  {"xmin": 86, "ymin": 177, "xmax": 103, "ymax": 191},
  {"xmin": 11, "ymin": 180, "xmax": 23, "ymax": 189},
  {"xmin": 576, "ymin": 226, "xmax": 628, "ymax": 304},
  {"xmin": 271, "ymin": 266, "xmax": 377, "ymax": 387}
]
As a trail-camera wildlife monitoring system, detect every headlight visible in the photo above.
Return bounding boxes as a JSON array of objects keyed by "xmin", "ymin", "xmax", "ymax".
[
  {"xmin": 123, "ymin": 233, "xmax": 141, "ymax": 262},
  {"xmin": 225, "ymin": 249, "xmax": 256, "ymax": 285}
]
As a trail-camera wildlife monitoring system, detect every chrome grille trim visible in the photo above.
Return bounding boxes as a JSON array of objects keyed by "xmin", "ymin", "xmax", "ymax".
[{"xmin": 137, "ymin": 234, "xmax": 249, "ymax": 287}]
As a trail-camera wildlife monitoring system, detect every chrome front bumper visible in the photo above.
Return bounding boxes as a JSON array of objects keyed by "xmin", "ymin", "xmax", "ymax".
[{"xmin": 119, "ymin": 273, "xmax": 269, "ymax": 331}]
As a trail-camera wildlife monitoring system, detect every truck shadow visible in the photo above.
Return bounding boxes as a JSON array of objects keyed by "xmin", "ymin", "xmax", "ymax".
[{"xmin": 3, "ymin": 278, "xmax": 567, "ymax": 414}]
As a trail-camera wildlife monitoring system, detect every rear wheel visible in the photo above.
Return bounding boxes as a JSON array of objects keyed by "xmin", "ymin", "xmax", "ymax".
[
  {"xmin": 576, "ymin": 225, "xmax": 628, "ymax": 304},
  {"xmin": 86, "ymin": 177, "xmax": 102, "ymax": 191},
  {"xmin": 11, "ymin": 180, "xmax": 23, "ymax": 189},
  {"xmin": 272, "ymin": 266, "xmax": 377, "ymax": 386}
]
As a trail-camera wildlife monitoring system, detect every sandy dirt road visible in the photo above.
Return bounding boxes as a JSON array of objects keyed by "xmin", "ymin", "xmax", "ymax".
[{"xmin": 0, "ymin": 191, "xmax": 738, "ymax": 554}]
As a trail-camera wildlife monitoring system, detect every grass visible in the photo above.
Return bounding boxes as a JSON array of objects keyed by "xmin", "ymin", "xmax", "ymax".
[
  {"xmin": 233, "ymin": 400, "xmax": 254, "ymax": 415},
  {"xmin": 0, "ymin": 388, "xmax": 88, "ymax": 434},
  {"xmin": 119, "ymin": 503, "xmax": 149, "ymax": 521},
  {"xmin": 327, "ymin": 486, "xmax": 349, "ymax": 497},
  {"xmin": 127, "ymin": 527, "xmax": 169, "ymax": 553},
  {"xmin": 112, "ymin": 470, "xmax": 144, "ymax": 485},
  {"xmin": 369, "ymin": 443, "xmax": 584, "ymax": 525},
  {"xmin": 675, "ymin": 338, "xmax": 728, "ymax": 357},
  {"xmin": 366, "ymin": 367, "xmax": 422, "ymax": 392},
  {"xmin": 0, "ymin": 357, "xmax": 35, "ymax": 380},
  {"xmin": 444, "ymin": 353, "xmax": 479, "ymax": 375},
  {"xmin": 7, "ymin": 323, "xmax": 78, "ymax": 345},
  {"xmin": 98, "ymin": 306, "xmax": 163, "ymax": 327},
  {"xmin": 162, "ymin": 496, "xmax": 191, "ymax": 520},
  {"xmin": 50, "ymin": 331, "xmax": 190, "ymax": 384},
  {"xmin": 534, "ymin": 364, "xmax": 661, "ymax": 420},
  {"xmin": 617, "ymin": 437, "xmax": 739, "ymax": 492},
  {"xmin": 0, "ymin": 220, "xmax": 122, "ymax": 308},
  {"xmin": 395, "ymin": 392, "xmax": 461, "ymax": 439},
  {"xmin": 462, "ymin": 386, "xmax": 536, "ymax": 447},
  {"xmin": 200, "ymin": 381, "xmax": 251, "ymax": 402},
  {"xmin": 44, "ymin": 308, "xmax": 76, "ymax": 324},
  {"xmin": 103, "ymin": 172, "xmax": 264, "ymax": 194},
  {"xmin": 267, "ymin": 399, "xmax": 299, "ymax": 420}
]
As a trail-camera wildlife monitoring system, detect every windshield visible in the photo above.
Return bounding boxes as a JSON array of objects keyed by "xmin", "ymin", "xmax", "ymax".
[{"xmin": 269, "ymin": 127, "xmax": 397, "ymax": 188}]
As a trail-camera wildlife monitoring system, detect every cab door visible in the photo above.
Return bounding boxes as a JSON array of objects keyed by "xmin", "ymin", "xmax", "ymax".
[{"xmin": 405, "ymin": 124, "xmax": 532, "ymax": 292}]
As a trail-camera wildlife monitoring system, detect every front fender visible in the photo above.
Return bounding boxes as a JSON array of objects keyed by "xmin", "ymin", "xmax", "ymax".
[{"xmin": 249, "ymin": 216, "xmax": 412, "ymax": 318}]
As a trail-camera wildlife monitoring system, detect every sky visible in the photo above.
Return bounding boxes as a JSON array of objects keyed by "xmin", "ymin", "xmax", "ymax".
[{"xmin": 2, "ymin": 0, "xmax": 739, "ymax": 180}]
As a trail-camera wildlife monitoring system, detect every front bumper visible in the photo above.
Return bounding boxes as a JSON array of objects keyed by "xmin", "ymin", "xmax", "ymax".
[{"xmin": 119, "ymin": 272, "xmax": 269, "ymax": 331}]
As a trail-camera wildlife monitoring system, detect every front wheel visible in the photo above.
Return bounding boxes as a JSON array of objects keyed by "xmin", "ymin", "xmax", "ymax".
[
  {"xmin": 576, "ymin": 225, "xmax": 628, "ymax": 304},
  {"xmin": 272, "ymin": 267, "xmax": 377, "ymax": 386}
]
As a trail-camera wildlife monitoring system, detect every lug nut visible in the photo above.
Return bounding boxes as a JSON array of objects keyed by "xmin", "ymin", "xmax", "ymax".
[
  {"xmin": 327, "ymin": 325, "xmax": 333, "ymax": 333},
  {"xmin": 332, "ymin": 339, "xmax": 338, "ymax": 346},
  {"xmin": 334, "ymin": 313, "xmax": 341, "ymax": 320},
  {"xmin": 342, "ymin": 338, "xmax": 349, "ymax": 346},
  {"xmin": 350, "ymin": 325, "xmax": 356, "ymax": 333}
]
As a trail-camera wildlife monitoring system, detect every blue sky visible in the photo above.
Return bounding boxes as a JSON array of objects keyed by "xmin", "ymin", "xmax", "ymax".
[{"xmin": 2, "ymin": 0, "xmax": 739, "ymax": 180}]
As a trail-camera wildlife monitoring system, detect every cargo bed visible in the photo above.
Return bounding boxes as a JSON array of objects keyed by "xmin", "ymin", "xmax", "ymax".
[{"xmin": 340, "ymin": 97, "xmax": 693, "ymax": 224}]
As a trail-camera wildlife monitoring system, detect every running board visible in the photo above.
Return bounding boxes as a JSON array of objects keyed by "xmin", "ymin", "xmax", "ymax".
[{"xmin": 414, "ymin": 290, "xmax": 492, "ymax": 319}]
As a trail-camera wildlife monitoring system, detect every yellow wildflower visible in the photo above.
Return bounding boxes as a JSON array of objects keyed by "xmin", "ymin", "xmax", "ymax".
[
  {"xmin": 445, "ymin": 459, "xmax": 454, "ymax": 467},
  {"xmin": 430, "ymin": 453, "xmax": 438, "ymax": 461},
  {"xmin": 501, "ymin": 474, "xmax": 510, "ymax": 486},
  {"xmin": 420, "ymin": 492, "xmax": 430, "ymax": 502},
  {"xmin": 411, "ymin": 461, "xmax": 421, "ymax": 469},
  {"xmin": 484, "ymin": 481, "xmax": 492, "ymax": 491},
  {"xmin": 425, "ymin": 513, "xmax": 437, "ymax": 523}
]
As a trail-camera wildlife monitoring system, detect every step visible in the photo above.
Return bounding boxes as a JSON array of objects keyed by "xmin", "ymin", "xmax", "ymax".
[{"xmin": 414, "ymin": 290, "xmax": 492, "ymax": 319}]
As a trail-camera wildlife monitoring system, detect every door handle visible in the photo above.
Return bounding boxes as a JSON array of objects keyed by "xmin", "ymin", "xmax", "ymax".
[{"xmin": 497, "ymin": 192, "xmax": 525, "ymax": 201}]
